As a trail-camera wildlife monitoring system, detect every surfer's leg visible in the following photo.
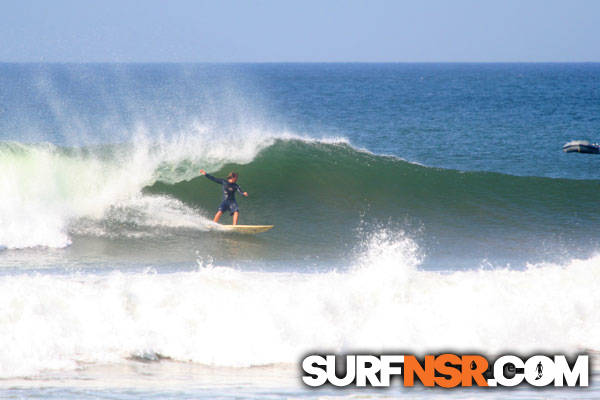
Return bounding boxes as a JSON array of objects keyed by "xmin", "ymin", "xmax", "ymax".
[
  {"xmin": 230, "ymin": 201, "xmax": 240, "ymax": 225},
  {"xmin": 215, "ymin": 200, "xmax": 229, "ymax": 223},
  {"xmin": 213, "ymin": 211, "xmax": 223, "ymax": 222}
]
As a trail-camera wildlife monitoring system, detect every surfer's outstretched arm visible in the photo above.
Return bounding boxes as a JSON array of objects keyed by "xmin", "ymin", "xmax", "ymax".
[{"xmin": 199, "ymin": 169, "xmax": 225, "ymax": 184}]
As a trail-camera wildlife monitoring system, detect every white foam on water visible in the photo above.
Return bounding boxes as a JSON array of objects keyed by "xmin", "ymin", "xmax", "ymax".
[{"xmin": 0, "ymin": 229, "xmax": 597, "ymax": 378}]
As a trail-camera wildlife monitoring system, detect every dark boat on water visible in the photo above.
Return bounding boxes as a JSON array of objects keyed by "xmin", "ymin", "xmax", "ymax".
[{"xmin": 563, "ymin": 140, "xmax": 600, "ymax": 154}]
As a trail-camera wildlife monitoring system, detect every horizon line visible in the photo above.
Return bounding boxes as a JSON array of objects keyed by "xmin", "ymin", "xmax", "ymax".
[{"xmin": 1, "ymin": 60, "xmax": 600, "ymax": 65}]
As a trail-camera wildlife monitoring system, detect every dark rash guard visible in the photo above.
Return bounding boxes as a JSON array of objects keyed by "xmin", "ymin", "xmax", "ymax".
[{"xmin": 204, "ymin": 173, "xmax": 244, "ymax": 201}]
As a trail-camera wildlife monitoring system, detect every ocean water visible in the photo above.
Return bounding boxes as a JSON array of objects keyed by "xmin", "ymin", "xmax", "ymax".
[{"xmin": 0, "ymin": 63, "xmax": 599, "ymax": 398}]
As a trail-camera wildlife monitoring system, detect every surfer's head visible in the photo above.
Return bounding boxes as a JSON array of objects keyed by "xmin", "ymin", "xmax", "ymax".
[{"xmin": 227, "ymin": 172, "xmax": 239, "ymax": 183}]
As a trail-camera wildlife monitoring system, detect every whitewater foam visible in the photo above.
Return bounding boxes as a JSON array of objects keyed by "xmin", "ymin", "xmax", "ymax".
[
  {"xmin": 71, "ymin": 195, "xmax": 216, "ymax": 239},
  {"xmin": 0, "ymin": 230, "xmax": 598, "ymax": 378}
]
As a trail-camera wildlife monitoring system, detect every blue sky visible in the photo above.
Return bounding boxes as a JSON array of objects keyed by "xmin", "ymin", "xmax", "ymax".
[{"xmin": 1, "ymin": 0, "xmax": 599, "ymax": 62}]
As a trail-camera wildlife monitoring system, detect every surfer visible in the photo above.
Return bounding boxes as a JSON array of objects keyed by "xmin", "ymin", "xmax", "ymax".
[
  {"xmin": 535, "ymin": 361, "xmax": 543, "ymax": 380},
  {"xmin": 199, "ymin": 169, "xmax": 248, "ymax": 225}
]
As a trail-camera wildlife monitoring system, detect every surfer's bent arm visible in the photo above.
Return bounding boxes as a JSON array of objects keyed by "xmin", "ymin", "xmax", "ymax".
[{"xmin": 237, "ymin": 185, "xmax": 249, "ymax": 197}]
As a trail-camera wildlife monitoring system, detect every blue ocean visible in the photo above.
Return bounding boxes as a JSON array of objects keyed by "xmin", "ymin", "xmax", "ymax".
[{"xmin": 0, "ymin": 63, "xmax": 599, "ymax": 399}]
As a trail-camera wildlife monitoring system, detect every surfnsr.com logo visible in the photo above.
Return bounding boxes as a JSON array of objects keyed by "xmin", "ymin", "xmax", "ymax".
[{"xmin": 301, "ymin": 354, "xmax": 589, "ymax": 388}]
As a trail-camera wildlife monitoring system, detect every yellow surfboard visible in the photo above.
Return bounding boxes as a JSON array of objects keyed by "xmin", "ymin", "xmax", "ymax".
[{"xmin": 219, "ymin": 225, "xmax": 274, "ymax": 234}]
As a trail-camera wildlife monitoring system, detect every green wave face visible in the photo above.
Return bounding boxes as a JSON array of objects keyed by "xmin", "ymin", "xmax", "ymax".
[{"xmin": 145, "ymin": 139, "xmax": 600, "ymax": 267}]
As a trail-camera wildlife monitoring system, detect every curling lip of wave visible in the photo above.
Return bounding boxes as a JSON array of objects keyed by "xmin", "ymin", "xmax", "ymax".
[{"xmin": 0, "ymin": 130, "xmax": 350, "ymax": 249}]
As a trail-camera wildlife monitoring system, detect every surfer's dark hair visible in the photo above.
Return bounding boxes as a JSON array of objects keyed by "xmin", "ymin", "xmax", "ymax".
[{"xmin": 227, "ymin": 172, "xmax": 239, "ymax": 180}]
